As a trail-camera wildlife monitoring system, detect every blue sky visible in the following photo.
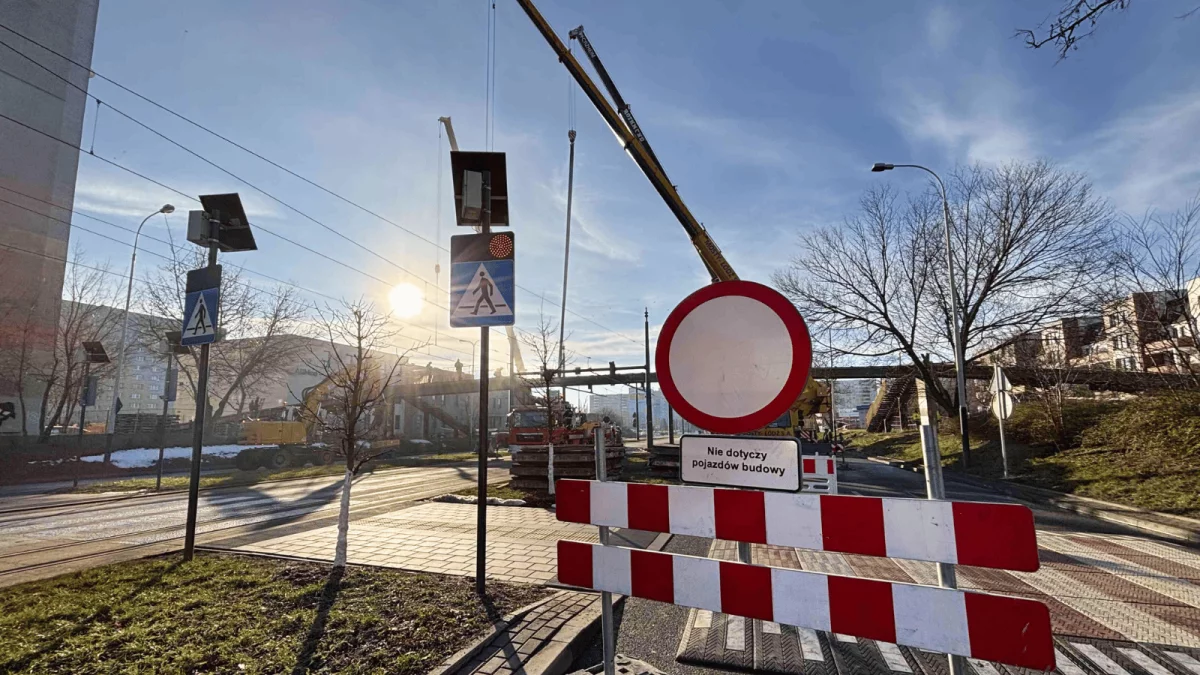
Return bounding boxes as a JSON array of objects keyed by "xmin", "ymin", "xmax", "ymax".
[{"xmin": 66, "ymin": 0, "xmax": 1200, "ymax": 390}]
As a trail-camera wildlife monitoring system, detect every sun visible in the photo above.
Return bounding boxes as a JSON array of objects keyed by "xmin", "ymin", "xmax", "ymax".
[{"xmin": 388, "ymin": 282, "xmax": 424, "ymax": 318}]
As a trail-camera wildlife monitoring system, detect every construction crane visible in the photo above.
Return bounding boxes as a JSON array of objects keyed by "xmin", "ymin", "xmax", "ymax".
[
  {"xmin": 568, "ymin": 26, "xmax": 668, "ymax": 180},
  {"xmin": 438, "ymin": 114, "xmax": 525, "ymax": 377},
  {"xmin": 514, "ymin": 0, "xmax": 737, "ymax": 283}
]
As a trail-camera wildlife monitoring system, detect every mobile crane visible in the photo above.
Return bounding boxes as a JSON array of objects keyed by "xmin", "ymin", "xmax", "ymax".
[{"xmin": 514, "ymin": 1, "xmax": 831, "ymax": 438}]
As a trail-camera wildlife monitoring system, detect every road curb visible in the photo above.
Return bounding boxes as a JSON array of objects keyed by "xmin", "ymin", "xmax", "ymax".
[
  {"xmin": 866, "ymin": 455, "xmax": 1200, "ymax": 545},
  {"xmin": 429, "ymin": 593, "xmax": 564, "ymax": 675},
  {"xmin": 946, "ymin": 471, "xmax": 1200, "ymax": 545}
]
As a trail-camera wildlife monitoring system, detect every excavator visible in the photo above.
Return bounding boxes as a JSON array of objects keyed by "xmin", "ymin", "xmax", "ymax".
[{"xmin": 514, "ymin": 1, "xmax": 830, "ymax": 437}]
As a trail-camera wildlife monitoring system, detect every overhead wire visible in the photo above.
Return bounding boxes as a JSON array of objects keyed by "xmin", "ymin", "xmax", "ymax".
[
  {"xmin": 0, "ymin": 189, "xmax": 505, "ymax": 364},
  {"xmin": 0, "ymin": 239, "xmax": 472, "ymax": 370},
  {"xmin": 0, "ymin": 21, "xmax": 639, "ymax": 346}
]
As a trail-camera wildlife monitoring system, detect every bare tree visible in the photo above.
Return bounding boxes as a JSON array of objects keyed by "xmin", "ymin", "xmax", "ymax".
[
  {"xmin": 1017, "ymin": 0, "xmax": 1198, "ymax": 59},
  {"xmin": 35, "ymin": 249, "xmax": 122, "ymax": 441},
  {"xmin": 518, "ymin": 310, "xmax": 574, "ymax": 490},
  {"xmin": 137, "ymin": 237, "xmax": 307, "ymax": 430},
  {"xmin": 297, "ymin": 299, "xmax": 421, "ymax": 567},
  {"xmin": 773, "ymin": 161, "xmax": 1115, "ymax": 417},
  {"xmin": 1113, "ymin": 195, "xmax": 1200, "ymax": 385}
]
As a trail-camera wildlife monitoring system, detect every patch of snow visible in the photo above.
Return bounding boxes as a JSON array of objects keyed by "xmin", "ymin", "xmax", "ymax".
[{"xmin": 80, "ymin": 444, "xmax": 275, "ymax": 469}]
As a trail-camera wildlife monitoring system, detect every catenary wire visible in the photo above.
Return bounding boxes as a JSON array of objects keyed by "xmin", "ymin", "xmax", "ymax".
[{"xmin": 0, "ymin": 24, "xmax": 640, "ymax": 345}]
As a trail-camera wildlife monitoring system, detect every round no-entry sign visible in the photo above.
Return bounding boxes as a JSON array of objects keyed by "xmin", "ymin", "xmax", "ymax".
[{"xmin": 656, "ymin": 280, "xmax": 812, "ymax": 434}]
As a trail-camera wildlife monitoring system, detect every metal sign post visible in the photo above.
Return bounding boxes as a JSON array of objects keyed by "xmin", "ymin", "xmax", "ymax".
[
  {"xmin": 991, "ymin": 364, "xmax": 1014, "ymax": 479},
  {"xmin": 594, "ymin": 426, "xmax": 615, "ymax": 675},
  {"xmin": 916, "ymin": 372, "xmax": 965, "ymax": 675},
  {"xmin": 450, "ymin": 150, "xmax": 510, "ymax": 596},
  {"xmin": 182, "ymin": 194, "xmax": 256, "ymax": 562}
]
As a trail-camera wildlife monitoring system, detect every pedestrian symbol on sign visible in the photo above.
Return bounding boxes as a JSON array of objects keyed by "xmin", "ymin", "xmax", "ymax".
[
  {"xmin": 185, "ymin": 295, "xmax": 212, "ymax": 335},
  {"xmin": 452, "ymin": 264, "xmax": 511, "ymax": 319}
]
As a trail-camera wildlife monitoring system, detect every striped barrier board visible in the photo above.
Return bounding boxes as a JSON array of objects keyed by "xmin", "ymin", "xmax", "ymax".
[
  {"xmin": 555, "ymin": 479, "xmax": 1039, "ymax": 572},
  {"xmin": 801, "ymin": 456, "xmax": 837, "ymax": 493},
  {"xmin": 558, "ymin": 540, "xmax": 1055, "ymax": 671}
]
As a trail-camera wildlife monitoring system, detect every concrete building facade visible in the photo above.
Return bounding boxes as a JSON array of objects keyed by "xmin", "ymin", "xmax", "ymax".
[{"xmin": 0, "ymin": 0, "xmax": 100, "ymax": 433}]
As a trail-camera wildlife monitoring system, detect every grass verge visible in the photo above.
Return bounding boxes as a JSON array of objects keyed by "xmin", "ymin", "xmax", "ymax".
[
  {"xmin": 0, "ymin": 552, "xmax": 548, "ymax": 674},
  {"xmin": 845, "ymin": 427, "xmax": 1200, "ymax": 518}
]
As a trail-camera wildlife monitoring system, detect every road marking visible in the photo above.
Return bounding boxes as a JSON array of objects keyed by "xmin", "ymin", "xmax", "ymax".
[
  {"xmin": 877, "ymin": 642, "xmax": 912, "ymax": 672},
  {"xmin": 834, "ymin": 633, "xmax": 857, "ymax": 643},
  {"xmin": 967, "ymin": 658, "xmax": 1001, "ymax": 675},
  {"xmin": 797, "ymin": 628, "xmax": 824, "ymax": 661},
  {"xmin": 725, "ymin": 615, "xmax": 745, "ymax": 651},
  {"xmin": 1040, "ymin": 532, "xmax": 1200, "ymax": 608},
  {"xmin": 1055, "ymin": 648, "xmax": 1088, "ymax": 675},
  {"xmin": 761, "ymin": 621, "xmax": 781, "ymax": 635},
  {"xmin": 1072, "ymin": 643, "xmax": 1131, "ymax": 675},
  {"xmin": 1014, "ymin": 563, "xmax": 1194, "ymax": 645},
  {"xmin": 1116, "ymin": 648, "xmax": 1172, "ymax": 675},
  {"xmin": 1165, "ymin": 651, "xmax": 1200, "ymax": 674},
  {"xmin": 1103, "ymin": 536, "xmax": 1200, "ymax": 575},
  {"xmin": 694, "ymin": 609, "xmax": 712, "ymax": 629}
]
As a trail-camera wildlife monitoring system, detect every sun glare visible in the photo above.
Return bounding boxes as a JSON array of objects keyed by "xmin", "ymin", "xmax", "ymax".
[{"xmin": 388, "ymin": 282, "xmax": 424, "ymax": 318}]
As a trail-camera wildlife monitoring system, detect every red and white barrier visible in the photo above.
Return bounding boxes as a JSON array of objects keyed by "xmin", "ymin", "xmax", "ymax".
[
  {"xmin": 557, "ymin": 540, "xmax": 1054, "ymax": 671},
  {"xmin": 555, "ymin": 480, "xmax": 1039, "ymax": 572},
  {"xmin": 801, "ymin": 456, "xmax": 837, "ymax": 493}
]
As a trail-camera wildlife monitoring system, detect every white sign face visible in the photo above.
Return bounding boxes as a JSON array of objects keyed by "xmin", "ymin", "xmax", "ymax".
[
  {"xmin": 680, "ymin": 435, "xmax": 800, "ymax": 491},
  {"xmin": 668, "ymin": 295, "xmax": 794, "ymax": 419},
  {"xmin": 992, "ymin": 391, "xmax": 1015, "ymax": 420}
]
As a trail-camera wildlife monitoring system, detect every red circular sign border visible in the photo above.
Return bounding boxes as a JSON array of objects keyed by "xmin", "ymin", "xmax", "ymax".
[{"xmin": 655, "ymin": 280, "xmax": 812, "ymax": 435}]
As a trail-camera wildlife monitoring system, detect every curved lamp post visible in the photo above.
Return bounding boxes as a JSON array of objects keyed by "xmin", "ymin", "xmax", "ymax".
[
  {"xmin": 871, "ymin": 163, "xmax": 970, "ymax": 469},
  {"xmin": 106, "ymin": 204, "xmax": 175, "ymax": 449}
]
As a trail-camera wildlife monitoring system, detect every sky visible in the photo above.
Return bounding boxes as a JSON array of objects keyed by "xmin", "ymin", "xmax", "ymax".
[{"xmin": 53, "ymin": 0, "xmax": 1200, "ymax": 403}]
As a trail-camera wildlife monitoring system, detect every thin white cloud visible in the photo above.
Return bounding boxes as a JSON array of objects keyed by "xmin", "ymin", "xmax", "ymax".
[
  {"xmin": 1069, "ymin": 88, "xmax": 1200, "ymax": 212},
  {"xmin": 891, "ymin": 76, "xmax": 1037, "ymax": 166}
]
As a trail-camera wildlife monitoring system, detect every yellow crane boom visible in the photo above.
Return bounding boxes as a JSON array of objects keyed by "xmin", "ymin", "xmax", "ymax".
[{"xmin": 514, "ymin": 0, "xmax": 738, "ymax": 283}]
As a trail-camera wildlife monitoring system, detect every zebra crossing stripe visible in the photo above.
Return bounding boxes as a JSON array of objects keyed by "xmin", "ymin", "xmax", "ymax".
[
  {"xmin": 1055, "ymin": 648, "xmax": 1088, "ymax": 675},
  {"xmin": 726, "ymin": 616, "xmax": 745, "ymax": 651},
  {"xmin": 1166, "ymin": 650, "xmax": 1200, "ymax": 674},
  {"xmin": 876, "ymin": 642, "xmax": 912, "ymax": 672},
  {"xmin": 966, "ymin": 658, "xmax": 1001, "ymax": 675},
  {"xmin": 1072, "ymin": 643, "xmax": 1130, "ymax": 675},
  {"xmin": 1115, "ymin": 648, "xmax": 1172, "ymax": 675},
  {"xmin": 797, "ymin": 628, "xmax": 824, "ymax": 661}
]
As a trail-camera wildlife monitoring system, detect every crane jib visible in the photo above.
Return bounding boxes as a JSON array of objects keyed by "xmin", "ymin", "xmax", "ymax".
[{"xmin": 517, "ymin": 0, "xmax": 739, "ymax": 283}]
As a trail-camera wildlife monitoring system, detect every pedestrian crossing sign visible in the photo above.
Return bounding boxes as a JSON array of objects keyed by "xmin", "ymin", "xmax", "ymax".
[
  {"xmin": 181, "ymin": 287, "xmax": 220, "ymax": 345},
  {"xmin": 449, "ymin": 232, "xmax": 515, "ymax": 328}
]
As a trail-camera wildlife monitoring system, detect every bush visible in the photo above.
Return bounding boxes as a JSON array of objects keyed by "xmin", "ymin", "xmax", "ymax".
[
  {"xmin": 1005, "ymin": 398, "xmax": 1120, "ymax": 449},
  {"xmin": 1080, "ymin": 392, "xmax": 1200, "ymax": 456}
]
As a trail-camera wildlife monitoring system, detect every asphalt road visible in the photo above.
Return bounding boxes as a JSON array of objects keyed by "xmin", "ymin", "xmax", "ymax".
[
  {"xmin": 0, "ymin": 461, "xmax": 508, "ymax": 587},
  {"xmin": 572, "ymin": 458, "xmax": 1200, "ymax": 675}
]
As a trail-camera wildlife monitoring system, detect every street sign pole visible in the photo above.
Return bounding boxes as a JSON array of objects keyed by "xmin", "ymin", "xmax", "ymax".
[
  {"xmin": 995, "ymin": 364, "xmax": 1010, "ymax": 479},
  {"xmin": 476, "ymin": 170, "xmax": 491, "ymax": 596},
  {"xmin": 644, "ymin": 308, "xmax": 653, "ymax": 449},
  {"xmin": 916, "ymin": 360, "xmax": 964, "ymax": 675},
  {"xmin": 594, "ymin": 426, "xmax": 615, "ymax": 675},
  {"xmin": 75, "ymin": 360, "xmax": 90, "ymax": 489},
  {"xmin": 183, "ymin": 237, "xmax": 217, "ymax": 562}
]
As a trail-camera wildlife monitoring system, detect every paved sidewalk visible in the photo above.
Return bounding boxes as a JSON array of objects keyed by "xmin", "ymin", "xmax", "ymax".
[{"xmin": 233, "ymin": 502, "xmax": 598, "ymax": 584}]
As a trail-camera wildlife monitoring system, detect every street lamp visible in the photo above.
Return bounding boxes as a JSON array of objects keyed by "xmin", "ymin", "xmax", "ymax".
[
  {"xmin": 107, "ymin": 204, "xmax": 175, "ymax": 450},
  {"xmin": 871, "ymin": 163, "xmax": 970, "ymax": 468}
]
